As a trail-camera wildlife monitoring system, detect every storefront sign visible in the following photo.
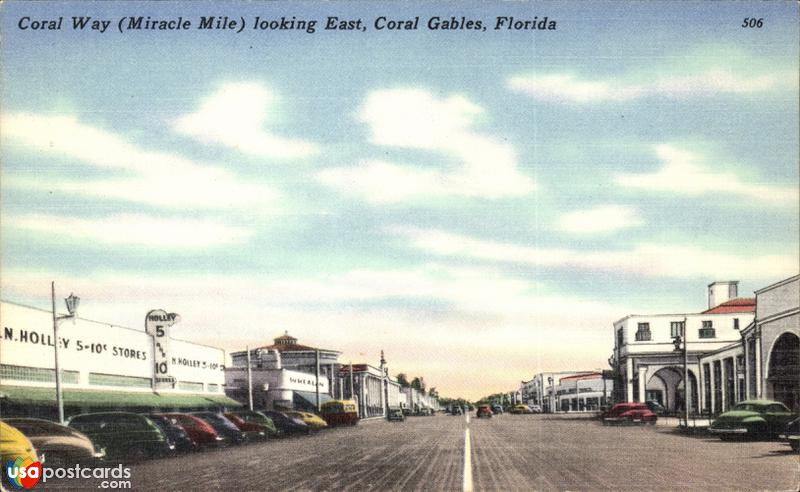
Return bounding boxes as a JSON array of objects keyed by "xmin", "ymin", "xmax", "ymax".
[
  {"xmin": 0, "ymin": 302, "xmax": 225, "ymax": 390},
  {"xmin": 145, "ymin": 309, "xmax": 180, "ymax": 389}
]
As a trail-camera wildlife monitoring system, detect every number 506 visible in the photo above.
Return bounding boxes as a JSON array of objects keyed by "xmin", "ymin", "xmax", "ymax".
[{"xmin": 742, "ymin": 18, "xmax": 763, "ymax": 28}]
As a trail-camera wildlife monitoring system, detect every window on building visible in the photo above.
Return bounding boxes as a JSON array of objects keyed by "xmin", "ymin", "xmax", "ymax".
[
  {"xmin": 616, "ymin": 328, "xmax": 624, "ymax": 347},
  {"xmin": 670, "ymin": 321, "xmax": 685, "ymax": 338},
  {"xmin": 89, "ymin": 373, "xmax": 151, "ymax": 388},
  {"xmin": 177, "ymin": 381, "xmax": 204, "ymax": 392},
  {"xmin": 1, "ymin": 364, "xmax": 79, "ymax": 384},
  {"xmin": 733, "ymin": 318, "xmax": 739, "ymax": 330},
  {"xmin": 207, "ymin": 383, "xmax": 220, "ymax": 393},
  {"xmin": 635, "ymin": 322, "xmax": 651, "ymax": 341},
  {"xmin": 699, "ymin": 320, "xmax": 715, "ymax": 339}
]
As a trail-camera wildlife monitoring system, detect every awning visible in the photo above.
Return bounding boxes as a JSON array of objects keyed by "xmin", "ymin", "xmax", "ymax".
[
  {"xmin": 0, "ymin": 386, "xmax": 240, "ymax": 409},
  {"xmin": 201, "ymin": 394, "xmax": 243, "ymax": 407},
  {"xmin": 0, "ymin": 386, "xmax": 162, "ymax": 407},
  {"xmin": 293, "ymin": 391, "xmax": 332, "ymax": 408}
]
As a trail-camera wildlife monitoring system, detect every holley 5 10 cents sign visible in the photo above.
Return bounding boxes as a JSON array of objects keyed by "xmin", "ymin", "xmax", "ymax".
[{"xmin": 145, "ymin": 309, "xmax": 181, "ymax": 389}]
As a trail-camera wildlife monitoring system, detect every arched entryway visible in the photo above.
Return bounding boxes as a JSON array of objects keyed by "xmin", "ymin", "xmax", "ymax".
[
  {"xmin": 767, "ymin": 332, "xmax": 799, "ymax": 411},
  {"xmin": 647, "ymin": 367, "xmax": 698, "ymax": 413}
]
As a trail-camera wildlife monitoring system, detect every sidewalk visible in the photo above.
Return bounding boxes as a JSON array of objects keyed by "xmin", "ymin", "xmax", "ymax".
[{"xmin": 656, "ymin": 415, "xmax": 712, "ymax": 433}]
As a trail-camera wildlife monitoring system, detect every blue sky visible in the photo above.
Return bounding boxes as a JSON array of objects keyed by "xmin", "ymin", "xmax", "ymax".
[{"xmin": 2, "ymin": 1, "xmax": 798, "ymax": 399}]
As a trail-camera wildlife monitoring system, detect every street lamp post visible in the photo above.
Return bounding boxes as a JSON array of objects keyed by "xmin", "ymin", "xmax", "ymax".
[
  {"xmin": 51, "ymin": 282, "xmax": 80, "ymax": 424},
  {"xmin": 673, "ymin": 317, "xmax": 689, "ymax": 427}
]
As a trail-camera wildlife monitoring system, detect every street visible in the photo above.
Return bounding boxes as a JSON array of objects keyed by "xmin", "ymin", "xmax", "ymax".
[{"xmin": 37, "ymin": 413, "xmax": 799, "ymax": 491}]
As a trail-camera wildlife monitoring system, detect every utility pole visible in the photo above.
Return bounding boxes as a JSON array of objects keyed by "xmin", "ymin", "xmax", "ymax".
[
  {"xmin": 683, "ymin": 317, "xmax": 690, "ymax": 425},
  {"xmin": 315, "ymin": 350, "xmax": 321, "ymax": 412},
  {"xmin": 246, "ymin": 345, "xmax": 253, "ymax": 411}
]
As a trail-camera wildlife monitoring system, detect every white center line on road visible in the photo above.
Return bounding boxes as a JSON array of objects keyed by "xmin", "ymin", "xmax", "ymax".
[{"xmin": 463, "ymin": 414, "xmax": 473, "ymax": 492}]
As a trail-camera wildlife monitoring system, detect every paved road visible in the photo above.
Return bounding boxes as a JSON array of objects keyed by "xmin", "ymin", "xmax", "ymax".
[{"xmin": 37, "ymin": 414, "xmax": 799, "ymax": 491}]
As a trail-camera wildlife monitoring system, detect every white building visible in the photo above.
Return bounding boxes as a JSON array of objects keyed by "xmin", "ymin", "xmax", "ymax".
[
  {"xmin": 741, "ymin": 275, "xmax": 799, "ymax": 410},
  {"xmin": 554, "ymin": 372, "xmax": 613, "ymax": 412},
  {"xmin": 225, "ymin": 366, "xmax": 331, "ymax": 411},
  {"xmin": 520, "ymin": 371, "xmax": 610, "ymax": 413},
  {"xmin": 611, "ymin": 281, "xmax": 755, "ymax": 413},
  {"xmin": 0, "ymin": 300, "xmax": 238, "ymax": 419}
]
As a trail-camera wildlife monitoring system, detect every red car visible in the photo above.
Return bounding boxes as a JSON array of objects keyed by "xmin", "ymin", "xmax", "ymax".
[
  {"xmin": 602, "ymin": 403, "xmax": 657, "ymax": 425},
  {"xmin": 159, "ymin": 413, "xmax": 221, "ymax": 446},
  {"xmin": 476, "ymin": 405, "xmax": 493, "ymax": 418}
]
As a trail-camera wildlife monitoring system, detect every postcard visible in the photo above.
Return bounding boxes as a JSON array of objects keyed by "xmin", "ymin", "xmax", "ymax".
[{"xmin": 1, "ymin": 1, "xmax": 798, "ymax": 490}]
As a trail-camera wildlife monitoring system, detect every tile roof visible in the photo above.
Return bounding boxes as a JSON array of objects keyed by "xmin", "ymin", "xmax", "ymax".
[{"xmin": 701, "ymin": 297, "xmax": 756, "ymax": 314}]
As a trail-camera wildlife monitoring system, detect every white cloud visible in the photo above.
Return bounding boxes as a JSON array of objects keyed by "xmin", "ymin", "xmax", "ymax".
[
  {"xmin": 4, "ymin": 213, "xmax": 252, "ymax": 249},
  {"xmin": 318, "ymin": 88, "xmax": 534, "ymax": 203},
  {"xmin": 0, "ymin": 264, "xmax": 628, "ymax": 399},
  {"xmin": 2, "ymin": 112, "xmax": 277, "ymax": 210},
  {"xmin": 508, "ymin": 70, "xmax": 790, "ymax": 103},
  {"xmin": 391, "ymin": 226, "xmax": 797, "ymax": 281},
  {"xmin": 173, "ymin": 82, "xmax": 318, "ymax": 159},
  {"xmin": 615, "ymin": 144, "xmax": 799, "ymax": 206},
  {"xmin": 559, "ymin": 205, "xmax": 644, "ymax": 234}
]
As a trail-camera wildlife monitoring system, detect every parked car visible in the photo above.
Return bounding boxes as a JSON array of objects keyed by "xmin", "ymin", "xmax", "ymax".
[
  {"xmin": 779, "ymin": 417, "xmax": 800, "ymax": 452},
  {"xmin": 509, "ymin": 404, "xmax": 531, "ymax": 415},
  {"xmin": 67, "ymin": 412, "xmax": 173, "ymax": 461},
  {"xmin": 450, "ymin": 406, "xmax": 463, "ymax": 416},
  {"xmin": 4, "ymin": 418, "xmax": 103, "ymax": 465},
  {"xmin": 477, "ymin": 405, "xmax": 493, "ymax": 418},
  {"xmin": 710, "ymin": 400, "xmax": 796, "ymax": 439},
  {"xmin": 1, "ymin": 421, "xmax": 38, "ymax": 465},
  {"xmin": 159, "ymin": 413, "xmax": 221, "ymax": 447},
  {"xmin": 320, "ymin": 400, "xmax": 359, "ymax": 426},
  {"xmin": 529, "ymin": 405, "xmax": 543, "ymax": 414},
  {"xmin": 645, "ymin": 400, "xmax": 667, "ymax": 416},
  {"xmin": 602, "ymin": 403, "xmax": 657, "ymax": 425},
  {"xmin": 224, "ymin": 410, "xmax": 278, "ymax": 438},
  {"xmin": 261, "ymin": 411, "xmax": 311, "ymax": 436},
  {"xmin": 387, "ymin": 408, "xmax": 405, "ymax": 422},
  {"xmin": 284, "ymin": 411, "xmax": 328, "ymax": 430},
  {"xmin": 146, "ymin": 414, "xmax": 198, "ymax": 452},
  {"xmin": 491, "ymin": 404, "xmax": 504, "ymax": 415},
  {"xmin": 191, "ymin": 412, "xmax": 246, "ymax": 445}
]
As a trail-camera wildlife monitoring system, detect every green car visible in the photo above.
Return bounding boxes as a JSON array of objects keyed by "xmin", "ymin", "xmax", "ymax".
[
  {"xmin": 67, "ymin": 412, "xmax": 173, "ymax": 461},
  {"xmin": 709, "ymin": 400, "xmax": 797, "ymax": 439}
]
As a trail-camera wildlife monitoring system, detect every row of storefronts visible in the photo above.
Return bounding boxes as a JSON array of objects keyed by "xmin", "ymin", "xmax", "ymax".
[
  {"xmin": 225, "ymin": 335, "xmax": 439, "ymax": 418},
  {"xmin": 519, "ymin": 371, "xmax": 614, "ymax": 413},
  {"xmin": 0, "ymin": 301, "xmax": 440, "ymax": 420}
]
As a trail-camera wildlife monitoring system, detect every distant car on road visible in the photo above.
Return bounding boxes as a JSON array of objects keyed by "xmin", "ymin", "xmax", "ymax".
[
  {"xmin": 477, "ymin": 405, "xmax": 493, "ymax": 418},
  {"xmin": 491, "ymin": 404, "xmax": 504, "ymax": 415},
  {"xmin": 284, "ymin": 411, "xmax": 329, "ymax": 430},
  {"xmin": 450, "ymin": 406, "xmax": 463, "ymax": 416},
  {"xmin": 602, "ymin": 403, "xmax": 657, "ymax": 425},
  {"xmin": 710, "ymin": 400, "xmax": 796, "ymax": 439},
  {"xmin": 528, "ymin": 405, "xmax": 543, "ymax": 414},
  {"xmin": 779, "ymin": 417, "xmax": 799, "ymax": 452},
  {"xmin": 509, "ymin": 404, "xmax": 531, "ymax": 415},
  {"xmin": 387, "ymin": 408, "xmax": 405, "ymax": 422},
  {"xmin": 644, "ymin": 400, "xmax": 667, "ymax": 416}
]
